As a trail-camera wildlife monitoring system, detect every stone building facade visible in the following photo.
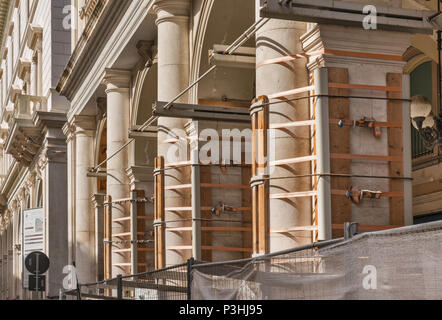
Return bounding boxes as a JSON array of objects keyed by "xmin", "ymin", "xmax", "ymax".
[{"xmin": 0, "ymin": 0, "xmax": 441, "ymax": 299}]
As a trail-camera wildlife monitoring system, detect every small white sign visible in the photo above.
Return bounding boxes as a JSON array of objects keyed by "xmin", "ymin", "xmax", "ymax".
[{"xmin": 23, "ymin": 208, "xmax": 45, "ymax": 288}]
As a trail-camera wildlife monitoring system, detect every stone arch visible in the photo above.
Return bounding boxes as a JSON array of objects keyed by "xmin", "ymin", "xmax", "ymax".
[
  {"xmin": 95, "ymin": 118, "xmax": 107, "ymax": 193},
  {"xmin": 404, "ymin": 35, "xmax": 437, "ymax": 74},
  {"xmin": 131, "ymin": 63, "xmax": 158, "ymax": 127},
  {"xmin": 192, "ymin": 0, "xmax": 256, "ymax": 104}
]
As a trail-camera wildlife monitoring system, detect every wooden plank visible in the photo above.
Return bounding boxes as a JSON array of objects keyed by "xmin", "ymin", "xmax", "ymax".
[
  {"xmin": 330, "ymin": 153, "xmax": 403, "ymax": 162},
  {"xmin": 154, "ymin": 156, "xmax": 165, "ymax": 269},
  {"xmin": 166, "ymin": 226, "xmax": 252, "ymax": 232},
  {"xmin": 387, "ymin": 73, "xmax": 405, "ymax": 226},
  {"xmin": 328, "ymin": 67, "xmax": 351, "ymax": 239},
  {"xmin": 242, "ymin": 158, "xmax": 252, "ymax": 259},
  {"xmin": 136, "ymin": 190, "xmax": 146, "ymax": 273},
  {"xmin": 200, "ymin": 165, "xmax": 212, "ymax": 262},
  {"xmin": 267, "ymin": 85, "xmax": 314, "ymax": 100},
  {"xmin": 269, "ymin": 120, "xmax": 316, "ymax": 129},
  {"xmin": 270, "ymin": 191, "xmax": 317, "ymax": 199},
  {"xmin": 166, "ymin": 246, "xmax": 252, "ymax": 252},
  {"xmin": 271, "ymin": 155, "xmax": 317, "ymax": 166},
  {"xmin": 198, "ymin": 98, "xmax": 249, "ymax": 108},
  {"xmin": 270, "ymin": 225, "xmax": 318, "ymax": 233},
  {"xmin": 328, "ymin": 82, "xmax": 402, "ymax": 92}
]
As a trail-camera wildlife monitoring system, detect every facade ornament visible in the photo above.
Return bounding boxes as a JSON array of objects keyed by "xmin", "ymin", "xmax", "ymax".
[{"xmin": 136, "ymin": 40, "xmax": 155, "ymax": 68}]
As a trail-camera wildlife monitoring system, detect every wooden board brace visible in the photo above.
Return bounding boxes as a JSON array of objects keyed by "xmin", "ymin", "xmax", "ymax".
[
  {"xmin": 154, "ymin": 157, "xmax": 165, "ymax": 269},
  {"xmin": 250, "ymin": 96, "xmax": 270, "ymax": 255},
  {"xmin": 331, "ymin": 153, "xmax": 403, "ymax": 162},
  {"xmin": 328, "ymin": 82, "xmax": 402, "ymax": 92},
  {"xmin": 104, "ymin": 195, "xmax": 112, "ymax": 280},
  {"xmin": 166, "ymin": 245, "xmax": 253, "ymax": 253}
]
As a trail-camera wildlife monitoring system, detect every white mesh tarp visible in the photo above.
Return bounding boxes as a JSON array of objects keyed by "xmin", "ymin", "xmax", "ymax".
[{"xmin": 191, "ymin": 221, "xmax": 442, "ymax": 300}]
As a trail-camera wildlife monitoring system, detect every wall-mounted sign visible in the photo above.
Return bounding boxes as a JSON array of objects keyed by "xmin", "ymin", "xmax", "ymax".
[{"xmin": 22, "ymin": 208, "xmax": 45, "ymax": 289}]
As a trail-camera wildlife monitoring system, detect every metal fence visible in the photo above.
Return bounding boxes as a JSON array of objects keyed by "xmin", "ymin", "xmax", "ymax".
[
  {"xmin": 62, "ymin": 221, "xmax": 442, "ymax": 300},
  {"xmin": 63, "ymin": 260, "xmax": 194, "ymax": 300},
  {"xmin": 62, "ymin": 239, "xmax": 342, "ymax": 300}
]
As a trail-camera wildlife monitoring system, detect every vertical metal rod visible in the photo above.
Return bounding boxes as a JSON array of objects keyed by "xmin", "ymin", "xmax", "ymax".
[
  {"xmin": 314, "ymin": 68, "xmax": 332, "ymax": 241},
  {"xmin": 117, "ymin": 274, "xmax": 123, "ymax": 300},
  {"xmin": 402, "ymin": 74, "xmax": 413, "ymax": 226},
  {"xmin": 130, "ymin": 191, "xmax": 138, "ymax": 275},
  {"xmin": 35, "ymin": 254, "xmax": 39, "ymax": 300},
  {"xmin": 187, "ymin": 258, "xmax": 194, "ymax": 300},
  {"xmin": 77, "ymin": 284, "xmax": 81, "ymax": 300}
]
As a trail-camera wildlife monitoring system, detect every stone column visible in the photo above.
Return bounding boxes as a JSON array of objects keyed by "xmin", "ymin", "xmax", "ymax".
[
  {"xmin": 154, "ymin": 0, "xmax": 191, "ymax": 266},
  {"xmin": 35, "ymin": 112, "xmax": 68, "ymax": 297},
  {"xmin": 255, "ymin": 3, "xmax": 312, "ymax": 251},
  {"xmin": 73, "ymin": 115, "xmax": 96, "ymax": 283},
  {"xmin": 102, "ymin": 69, "xmax": 131, "ymax": 277}
]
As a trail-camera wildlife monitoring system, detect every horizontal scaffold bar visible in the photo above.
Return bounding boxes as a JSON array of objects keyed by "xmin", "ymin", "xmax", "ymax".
[
  {"xmin": 165, "ymin": 183, "xmax": 250, "ymax": 190},
  {"xmin": 166, "ymin": 246, "xmax": 252, "ymax": 253},
  {"xmin": 270, "ymin": 225, "xmax": 318, "ymax": 233},
  {"xmin": 153, "ymin": 101, "xmax": 250, "ymax": 123},
  {"xmin": 166, "ymin": 226, "xmax": 252, "ymax": 232},
  {"xmin": 165, "ymin": 206, "xmax": 251, "ymax": 212},
  {"xmin": 269, "ymin": 120, "xmax": 316, "ymax": 129},
  {"xmin": 271, "ymin": 155, "xmax": 317, "ymax": 166},
  {"xmin": 270, "ymin": 191, "xmax": 317, "ymax": 199}
]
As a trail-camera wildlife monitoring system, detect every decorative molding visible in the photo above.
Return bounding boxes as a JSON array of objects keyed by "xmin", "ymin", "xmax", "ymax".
[
  {"xmin": 136, "ymin": 40, "xmax": 154, "ymax": 68},
  {"xmin": 126, "ymin": 166, "xmax": 154, "ymax": 190},
  {"xmin": 18, "ymin": 58, "xmax": 31, "ymax": 80},
  {"xmin": 102, "ymin": 68, "xmax": 131, "ymax": 92},
  {"xmin": 27, "ymin": 24, "xmax": 43, "ymax": 51},
  {"xmin": 91, "ymin": 193, "xmax": 106, "ymax": 208},
  {"xmin": 301, "ymin": 24, "xmax": 409, "ymax": 72},
  {"xmin": 153, "ymin": 0, "xmax": 191, "ymax": 25}
]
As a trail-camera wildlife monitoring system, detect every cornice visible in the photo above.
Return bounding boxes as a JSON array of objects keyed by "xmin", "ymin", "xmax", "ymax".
[
  {"xmin": 0, "ymin": 0, "xmax": 13, "ymax": 71},
  {"xmin": 56, "ymin": 0, "xmax": 126, "ymax": 98},
  {"xmin": 62, "ymin": 0, "xmax": 154, "ymax": 123}
]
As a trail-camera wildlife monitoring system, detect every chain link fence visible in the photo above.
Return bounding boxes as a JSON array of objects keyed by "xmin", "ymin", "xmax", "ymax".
[{"xmin": 62, "ymin": 220, "xmax": 442, "ymax": 300}]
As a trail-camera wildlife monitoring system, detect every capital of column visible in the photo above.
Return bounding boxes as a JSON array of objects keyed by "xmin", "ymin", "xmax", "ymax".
[
  {"xmin": 72, "ymin": 115, "xmax": 96, "ymax": 135},
  {"xmin": 62, "ymin": 121, "xmax": 76, "ymax": 142},
  {"xmin": 102, "ymin": 68, "xmax": 131, "ymax": 94},
  {"xmin": 91, "ymin": 194, "xmax": 105, "ymax": 209},
  {"xmin": 153, "ymin": 0, "xmax": 190, "ymax": 25}
]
